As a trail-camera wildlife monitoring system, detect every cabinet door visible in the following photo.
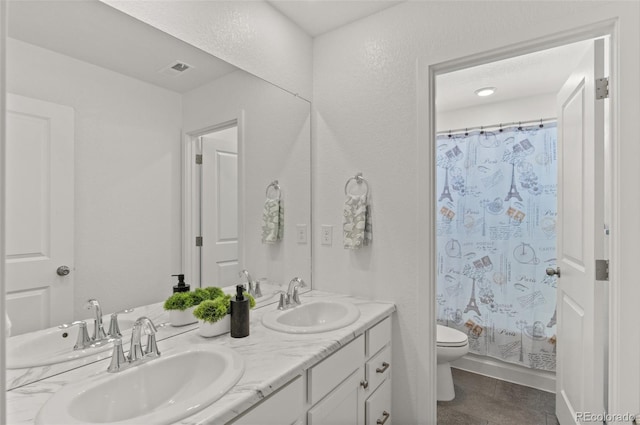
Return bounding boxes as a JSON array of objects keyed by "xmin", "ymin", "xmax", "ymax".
[
  {"xmin": 365, "ymin": 379, "xmax": 391, "ymax": 425},
  {"xmin": 308, "ymin": 369, "xmax": 363, "ymax": 425}
]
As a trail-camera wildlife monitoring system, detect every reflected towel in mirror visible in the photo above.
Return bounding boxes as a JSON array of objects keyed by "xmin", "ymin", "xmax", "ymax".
[{"xmin": 261, "ymin": 198, "xmax": 284, "ymax": 244}]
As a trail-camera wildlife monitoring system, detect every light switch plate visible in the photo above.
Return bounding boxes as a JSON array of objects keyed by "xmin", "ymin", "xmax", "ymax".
[
  {"xmin": 296, "ymin": 224, "xmax": 307, "ymax": 244},
  {"xmin": 321, "ymin": 225, "xmax": 333, "ymax": 246}
]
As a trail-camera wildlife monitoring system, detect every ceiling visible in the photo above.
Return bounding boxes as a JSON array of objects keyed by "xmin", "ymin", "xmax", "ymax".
[
  {"xmin": 437, "ymin": 40, "xmax": 593, "ymax": 112},
  {"xmin": 267, "ymin": 0, "xmax": 403, "ymax": 37},
  {"xmin": 7, "ymin": 0, "xmax": 238, "ymax": 94},
  {"xmin": 8, "ymin": 0, "xmax": 594, "ymax": 109}
]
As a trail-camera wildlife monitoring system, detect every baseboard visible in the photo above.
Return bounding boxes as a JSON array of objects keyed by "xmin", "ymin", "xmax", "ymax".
[{"xmin": 452, "ymin": 353, "xmax": 556, "ymax": 393}]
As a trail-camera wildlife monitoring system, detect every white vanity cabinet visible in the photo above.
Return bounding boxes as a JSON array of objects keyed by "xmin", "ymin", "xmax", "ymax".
[
  {"xmin": 230, "ymin": 375, "xmax": 305, "ymax": 425},
  {"xmin": 227, "ymin": 315, "xmax": 392, "ymax": 425},
  {"xmin": 308, "ymin": 316, "xmax": 392, "ymax": 425}
]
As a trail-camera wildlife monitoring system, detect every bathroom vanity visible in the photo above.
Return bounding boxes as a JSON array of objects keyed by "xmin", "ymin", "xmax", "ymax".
[{"xmin": 6, "ymin": 291, "xmax": 395, "ymax": 424}]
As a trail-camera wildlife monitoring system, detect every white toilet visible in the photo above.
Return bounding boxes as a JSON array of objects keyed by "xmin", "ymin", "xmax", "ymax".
[{"xmin": 437, "ymin": 325, "xmax": 469, "ymax": 401}]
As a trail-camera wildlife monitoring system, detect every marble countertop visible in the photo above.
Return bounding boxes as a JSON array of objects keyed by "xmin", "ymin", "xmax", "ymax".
[
  {"xmin": 6, "ymin": 290, "xmax": 395, "ymax": 424},
  {"xmin": 5, "ymin": 283, "xmax": 284, "ymax": 391}
]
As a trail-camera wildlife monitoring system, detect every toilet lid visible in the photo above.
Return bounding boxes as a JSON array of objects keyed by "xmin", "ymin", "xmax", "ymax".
[{"xmin": 437, "ymin": 325, "xmax": 468, "ymax": 347}]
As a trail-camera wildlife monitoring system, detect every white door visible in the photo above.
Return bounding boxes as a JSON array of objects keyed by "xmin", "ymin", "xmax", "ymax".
[
  {"xmin": 555, "ymin": 38, "xmax": 607, "ymax": 424},
  {"xmin": 200, "ymin": 126, "xmax": 238, "ymax": 286},
  {"xmin": 5, "ymin": 94, "xmax": 75, "ymax": 335}
]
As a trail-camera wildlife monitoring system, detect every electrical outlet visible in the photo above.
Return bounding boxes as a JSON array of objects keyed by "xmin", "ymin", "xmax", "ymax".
[
  {"xmin": 296, "ymin": 224, "xmax": 307, "ymax": 244},
  {"xmin": 321, "ymin": 225, "xmax": 333, "ymax": 246}
]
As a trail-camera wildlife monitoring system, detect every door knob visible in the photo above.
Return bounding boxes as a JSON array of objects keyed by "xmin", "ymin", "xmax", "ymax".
[
  {"xmin": 545, "ymin": 267, "xmax": 560, "ymax": 277},
  {"xmin": 57, "ymin": 265, "xmax": 71, "ymax": 276}
]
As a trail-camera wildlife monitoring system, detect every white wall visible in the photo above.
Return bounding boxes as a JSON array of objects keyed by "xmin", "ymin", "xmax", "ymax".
[
  {"xmin": 7, "ymin": 38, "xmax": 183, "ymax": 320},
  {"xmin": 101, "ymin": 0, "xmax": 313, "ymax": 101},
  {"xmin": 0, "ymin": 0, "xmax": 6, "ymax": 416},
  {"xmin": 313, "ymin": 1, "xmax": 640, "ymax": 423},
  {"xmin": 437, "ymin": 93, "xmax": 556, "ymax": 132},
  {"xmin": 182, "ymin": 70, "xmax": 311, "ymax": 288}
]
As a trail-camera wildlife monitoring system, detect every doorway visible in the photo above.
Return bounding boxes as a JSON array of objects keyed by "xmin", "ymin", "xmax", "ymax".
[
  {"xmin": 183, "ymin": 122, "xmax": 239, "ymax": 288},
  {"xmin": 432, "ymin": 35, "xmax": 611, "ymax": 425}
]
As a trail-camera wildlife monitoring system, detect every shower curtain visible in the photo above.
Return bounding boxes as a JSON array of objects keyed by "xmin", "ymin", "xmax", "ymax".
[{"xmin": 436, "ymin": 123, "xmax": 557, "ymax": 372}]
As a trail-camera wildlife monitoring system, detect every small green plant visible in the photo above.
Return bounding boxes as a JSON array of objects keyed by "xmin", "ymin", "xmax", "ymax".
[
  {"xmin": 192, "ymin": 292, "xmax": 256, "ymax": 323},
  {"xmin": 163, "ymin": 292, "xmax": 196, "ymax": 311},
  {"xmin": 203, "ymin": 286, "xmax": 225, "ymax": 300},
  {"xmin": 163, "ymin": 286, "xmax": 226, "ymax": 311},
  {"xmin": 193, "ymin": 294, "xmax": 231, "ymax": 323}
]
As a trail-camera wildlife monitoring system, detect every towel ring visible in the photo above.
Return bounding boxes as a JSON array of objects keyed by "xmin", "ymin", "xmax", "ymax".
[
  {"xmin": 266, "ymin": 180, "xmax": 281, "ymax": 200},
  {"xmin": 344, "ymin": 173, "xmax": 370, "ymax": 197}
]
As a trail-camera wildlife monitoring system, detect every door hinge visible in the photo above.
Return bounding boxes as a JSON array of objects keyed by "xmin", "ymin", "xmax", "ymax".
[
  {"xmin": 596, "ymin": 77, "xmax": 609, "ymax": 100},
  {"xmin": 195, "ymin": 154, "xmax": 203, "ymax": 165},
  {"xmin": 595, "ymin": 259, "xmax": 609, "ymax": 281},
  {"xmin": 195, "ymin": 236, "xmax": 203, "ymax": 247}
]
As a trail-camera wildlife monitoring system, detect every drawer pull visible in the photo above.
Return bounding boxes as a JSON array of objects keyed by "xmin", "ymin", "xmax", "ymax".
[
  {"xmin": 376, "ymin": 362, "xmax": 390, "ymax": 373},
  {"xmin": 360, "ymin": 379, "xmax": 369, "ymax": 389},
  {"xmin": 376, "ymin": 410, "xmax": 390, "ymax": 425}
]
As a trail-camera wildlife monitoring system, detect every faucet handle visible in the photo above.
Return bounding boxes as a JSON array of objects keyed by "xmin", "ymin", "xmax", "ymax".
[
  {"xmin": 107, "ymin": 308, "xmax": 134, "ymax": 338},
  {"xmin": 254, "ymin": 279, "xmax": 264, "ymax": 298},
  {"xmin": 275, "ymin": 290, "xmax": 287, "ymax": 310},
  {"xmin": 107, "ymin": 338, "xmax": 127, "ymax": 373},
  {"xmin": 59, "ymin": 321, "xmax": 92, "ymax": 350},
  {"xmin": 144, "ymin": 334, "xmax": 161, "ymax": 358}
]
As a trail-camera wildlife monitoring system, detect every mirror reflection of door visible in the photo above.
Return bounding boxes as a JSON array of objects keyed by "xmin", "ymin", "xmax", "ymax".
[
  {"xmin": 200, "ymin": 125, "xmax": 238, "ymax": 287},
  {"xmin": 5, "ymin": 94, "xmax": 75, "ymax": 335}
]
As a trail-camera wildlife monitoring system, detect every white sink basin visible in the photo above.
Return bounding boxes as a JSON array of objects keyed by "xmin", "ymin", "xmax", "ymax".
[
  {"xmin": 6, "ymin": 318, "xmax": 135, "ymax": 369},
  {"xmin": 261, "ymin": 300, "xmax": 360, "ymax": 334},
  {"xmin": 35, "ymin": 344, "xmax": 244, "ymax": 425}
]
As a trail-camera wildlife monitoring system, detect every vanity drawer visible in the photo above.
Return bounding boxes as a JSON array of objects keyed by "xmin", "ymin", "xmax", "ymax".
[
  {"xmin": 308, "ymin": 335, "xmax": 364, "ymax": 405},
  {"xmin": 365, "ymin": 379, "xmax": 392, "ymax": 425},
  {"xmin": 365, "ymin": 343, "xmax": 391, "ymax": 393},
  {"xmin": 231, "ymin": 375, "xmax": 304, "ymax": 425},
  {"xmin": 367, "ymin": 316, "xmax": 391, "ymax": 357}
]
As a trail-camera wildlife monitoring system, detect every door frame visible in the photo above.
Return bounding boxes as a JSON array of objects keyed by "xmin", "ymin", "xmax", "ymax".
[
  {"xmin": 182, "ymin": 113, "xmax": 245, "ymax": 287},
  {"xmin": 417, "ymin": 20, "xmax": 618, "ymax": 424}
]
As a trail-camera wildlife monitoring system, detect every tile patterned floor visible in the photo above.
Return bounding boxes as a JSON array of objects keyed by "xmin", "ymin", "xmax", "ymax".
[{"xmin": 437, "ymin": 368, "xmax": 559, "ymax": 425}]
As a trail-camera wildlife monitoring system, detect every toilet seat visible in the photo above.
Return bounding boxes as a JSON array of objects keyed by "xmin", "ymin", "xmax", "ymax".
[{"xmin": 437, "ymin": 325, "xmax": 468, "ymax": 348}]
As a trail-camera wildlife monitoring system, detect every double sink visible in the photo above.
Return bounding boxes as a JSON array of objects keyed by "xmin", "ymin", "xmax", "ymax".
[{"xmin": 24, "ymin": 298, "xmax": 361, "ymax": 425}]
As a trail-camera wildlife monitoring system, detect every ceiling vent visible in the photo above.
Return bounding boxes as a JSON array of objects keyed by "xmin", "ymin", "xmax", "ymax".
[{"xmin": 159, "ymin": 61, "xmax": 193, "ymax": 77}]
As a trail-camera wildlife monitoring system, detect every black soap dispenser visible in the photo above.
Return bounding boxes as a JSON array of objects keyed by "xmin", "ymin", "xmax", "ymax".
[
  {"xmin": 171, "ymin": 274, "xmax": 190, "ymax": 293},
  {"xmin": 230, "ymin": 285, "xmax": 250, "ymax": 338}
]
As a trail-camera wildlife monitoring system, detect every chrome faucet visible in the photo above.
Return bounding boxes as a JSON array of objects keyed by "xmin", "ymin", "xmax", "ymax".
[
  {"xmin": 277, "ymin": 277, "xmax": 307, "ymax": 310},
  {"xmin": 107, "ymin": 308, "xmax": 134, "ymax": 338},
  {"xmin": 85, "ymin": 299, "xmax": 107, "ymax": 341},
  {"xmin": 108, "ymin": 316, "xmax": 160, "ymax": 373},
  {"xmin": 287, "ymin": 277, "xmax": 306, "ymax": 305},
  {"xmin": 239, "ymin": 269, "xmax": 256, "ymax": 297}
]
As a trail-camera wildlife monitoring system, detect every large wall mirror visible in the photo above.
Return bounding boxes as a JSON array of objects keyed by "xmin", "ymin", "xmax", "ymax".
[{"xmin": 5, "ymin": 0, "xmax": 311, "ymax": 337}]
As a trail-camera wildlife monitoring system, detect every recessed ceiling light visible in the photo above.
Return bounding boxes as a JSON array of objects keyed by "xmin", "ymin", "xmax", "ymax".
[{"xmin": 475, "ymin": 87, "xmax": 496, "ymax": 97}]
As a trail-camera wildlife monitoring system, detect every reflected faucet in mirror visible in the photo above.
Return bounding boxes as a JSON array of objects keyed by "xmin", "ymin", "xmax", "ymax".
[
  {"xmin": 239, "ymin": 269, "xmax": 263, "ymax": 298},
  {"xmin": 85, "ymin": 299, "xmax": 107, "ymax": 341}
]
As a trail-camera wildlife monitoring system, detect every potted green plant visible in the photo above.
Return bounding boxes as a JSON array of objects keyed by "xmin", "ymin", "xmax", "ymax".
[
  {"xmin": 163, "ymin": 291, "xmax": 207, "ymax": 327},
  {"xmin": 194, "ymin": 292, "xmax": 256, "ymax": 337}
]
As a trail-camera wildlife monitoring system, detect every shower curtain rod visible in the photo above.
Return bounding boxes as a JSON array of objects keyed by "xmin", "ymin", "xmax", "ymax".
[{"xmin": 437, "ymin": 117, "xmax": 557, "ymax": 136}]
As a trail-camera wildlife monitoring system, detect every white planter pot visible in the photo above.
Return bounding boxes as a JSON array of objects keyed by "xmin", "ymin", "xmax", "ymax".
[
  {"xmin": 197, "ymin": 315, "xmax": 230, "ymax": 337},
  {"xmin": 169, "ymin": 306, "xmax": 197, "ymax": 327}
]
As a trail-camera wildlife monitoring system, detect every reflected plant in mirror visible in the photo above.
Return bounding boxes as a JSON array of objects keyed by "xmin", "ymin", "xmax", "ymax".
[{"xmin": 5, "ymin": 1, "xmax": 310, "ymax": 346}]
